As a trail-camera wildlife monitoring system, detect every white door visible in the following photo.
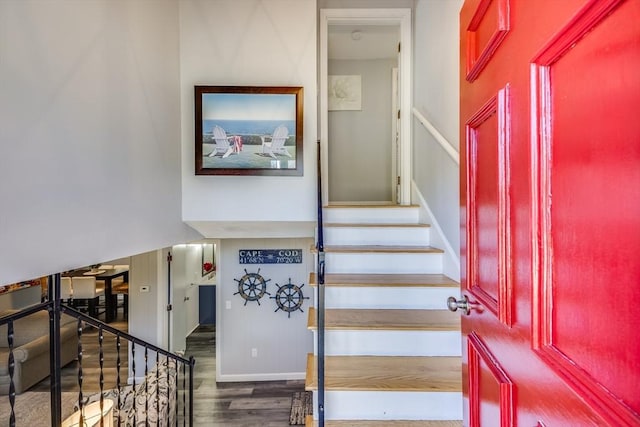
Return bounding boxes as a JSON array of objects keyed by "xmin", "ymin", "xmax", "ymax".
[{"xmin": 169, "ymin": 248, "xmax": 187, "ymax": 353}]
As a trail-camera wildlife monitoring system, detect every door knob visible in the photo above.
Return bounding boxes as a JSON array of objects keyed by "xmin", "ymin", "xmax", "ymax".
[{"xmin": 447, "ymin": 295, "xmax": 480, "ymax": 315}]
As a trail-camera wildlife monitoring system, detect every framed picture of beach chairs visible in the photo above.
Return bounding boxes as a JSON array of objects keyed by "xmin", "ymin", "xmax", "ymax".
[{"xmin": 194, "ymin": 86, "xmax": 304, "ymax": 176}]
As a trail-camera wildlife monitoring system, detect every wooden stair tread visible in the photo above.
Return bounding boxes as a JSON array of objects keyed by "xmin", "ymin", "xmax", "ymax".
[
  {"xmin": 324, "ymin": 222, "xmax": 430, "ymax": 228},
  {"xmin": 325, "ymin": 204, "xmax": 420, "ymax": 209},
  {"xmin": 305, "ymin": 417, "xmax": 462, "ymax": 427},
  {"xmin": 309, "ymin": 273, "xmax": 458, "ymax": 288},
  {"xmin": 313, "ymin": 245, "xmax": 444, "ymax": 254},
  {"xmin": 307, "ymin": 308, "xmax": 460, "ymax": 331},
  {"xmin": 305, "ymin": 354, "xmax": 462, "ymax": 392}
]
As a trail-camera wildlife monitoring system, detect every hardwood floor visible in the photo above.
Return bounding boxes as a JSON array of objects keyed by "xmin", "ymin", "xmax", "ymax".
[
  {"xmin": 186, "ymin": 325, "xmax": 305, "ymax": 426},
  {"xmin": 29, "ymin": 314, "xmax": 305, "ymax": 426}
]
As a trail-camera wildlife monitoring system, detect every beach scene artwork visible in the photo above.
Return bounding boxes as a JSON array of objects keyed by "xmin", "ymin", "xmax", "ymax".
[{"xmin": 198, "ymin": 90, "xmax": 299, "ymax": 172}]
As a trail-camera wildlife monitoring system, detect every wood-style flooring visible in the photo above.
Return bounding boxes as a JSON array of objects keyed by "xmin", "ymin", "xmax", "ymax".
[
  {"xmin": 29, "ymin": 313, "xmax": 305, "ymax": 426},
  {"xmin": 187, "ymin": 325, "xmax": 305, "ymax": 426}
]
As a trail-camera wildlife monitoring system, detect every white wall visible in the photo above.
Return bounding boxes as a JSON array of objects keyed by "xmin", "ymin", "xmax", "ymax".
[
  {"xmin": 328, "ymin": 59, "xmax": 396, "ymax": 202},
  {"xmin": 217, "ymin": 238, "xmax": 314, "ymax": 381},
  {"xmin": 412, "ymin": 0, "xmax": 462, "ymax": 277},
  {"xmin": 0, "ymin": 0, "xmax": 201, "ymax": 286},
  {"xmin": 179, "ymin": 0, "xmax": 318, "ymax": 237}
]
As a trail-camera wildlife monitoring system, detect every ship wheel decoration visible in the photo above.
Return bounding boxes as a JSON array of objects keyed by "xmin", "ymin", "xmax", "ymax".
[
  {"xmin": 233, "ymin": 268, "xmax": 271, "ymax": 306},
  {"xmin": 270, "ymin": 278, "xmax": 309, "ymax": 318}
]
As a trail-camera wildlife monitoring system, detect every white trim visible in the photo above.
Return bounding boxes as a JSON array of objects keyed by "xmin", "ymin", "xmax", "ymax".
[
  {"xmin": 217, "ymin": 372, "xmax": 306, "ymax": 382},
  {"xmin": 391, "ymin": 67, "xmax": 399, "ymax": 203},
  {"xmin": 216, "ymin": 264, "xmax": 222, "ymax": 381},
  {"xmin": 412, "ymin": 182, "xmax": 460, "ymax": 281},
  {"xmin": 320, "ymin": 8, "xmax": 412, "ymax": 205},
  {"xmin": 412, "ymin": 107, "xmax": 459, "ymax": 165},
  {"xmin": 128, "ymin": 376, "xmax": 146, "ymax": 385},
  {"xmin": 187, "ymin": 323, "xmax": 199, "ymax": 337}
]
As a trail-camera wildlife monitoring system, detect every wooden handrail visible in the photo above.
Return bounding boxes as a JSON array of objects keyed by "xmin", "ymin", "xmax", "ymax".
[
  {"xmin": 412, "ymin": 107, "xmax": 460, "ymax": 165},
  {"xmin": 316, "ymin": 139, "xmax": 326, "ymax": 427}
]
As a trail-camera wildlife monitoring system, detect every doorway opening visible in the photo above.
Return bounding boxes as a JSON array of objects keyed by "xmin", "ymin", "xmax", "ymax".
[{"xmin": 319, "ymin": 9, "xmax": 412, "ymax": 205}]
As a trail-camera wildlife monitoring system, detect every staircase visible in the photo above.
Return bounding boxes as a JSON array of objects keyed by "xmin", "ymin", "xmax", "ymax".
[{"xmin": 306, "ymin": 204, "xmax": 462, "ymax": 426}]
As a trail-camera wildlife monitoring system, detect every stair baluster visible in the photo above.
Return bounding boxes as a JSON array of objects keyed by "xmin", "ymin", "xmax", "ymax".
[
  {"xmin": 77, "ymin": 317, "xmax": 84, "ymax": 426},
  {"xmin": 116, "ymin": 333, "xmax": 122, "ymax": 425},
  {"xmin": 7, "ymin": 319, "xmax": 16, "ymax": 427}
]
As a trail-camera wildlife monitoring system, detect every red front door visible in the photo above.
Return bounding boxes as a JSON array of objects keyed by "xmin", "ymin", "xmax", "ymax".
[{"xmin": 459, "ymin": 0, "xmax": 640, "ymax": 425}]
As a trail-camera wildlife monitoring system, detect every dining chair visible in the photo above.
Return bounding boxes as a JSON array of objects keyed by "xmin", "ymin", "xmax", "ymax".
[
  {"xmin": 110, "ymin": 265, "xmax": 129, "ymax": 286},
  {"xmin": 60, "ymin": 277, "xmax": 73, "ymax": 302},
  {"xmin": 72, "ymin": 276, "xmax": 105, "ymax": 319},
  {"xmin": 112, "ymin": 281, "xmax": 129, "ymax": 318}
]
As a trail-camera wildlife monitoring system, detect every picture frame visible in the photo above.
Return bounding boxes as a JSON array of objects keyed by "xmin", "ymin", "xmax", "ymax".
[
  {"xmin": 328, "ymin": 75, "xmax": 362, "ymax": 111},
  {"xmin": 195, "ymin": 86, "xmax": 304, "ymax": 176}
]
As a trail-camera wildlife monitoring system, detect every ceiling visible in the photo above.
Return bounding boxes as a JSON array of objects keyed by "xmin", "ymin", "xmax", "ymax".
[{"xmin": 328, "ymin": 24, "xmax": 399, "ymax": 60}]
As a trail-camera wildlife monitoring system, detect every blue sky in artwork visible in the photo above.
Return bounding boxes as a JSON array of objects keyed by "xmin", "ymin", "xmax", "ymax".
[{"xmin": 202, "ymin": 93, "xmax": 295, "ymax": 121}]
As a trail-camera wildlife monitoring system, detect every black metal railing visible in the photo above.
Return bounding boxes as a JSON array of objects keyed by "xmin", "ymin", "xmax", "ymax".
[
  {"xmin": 0, "ymin": 273, "xmax": 195, "ymax": 426},
  {"xmin": 316, "ymin": 139, "xmax": 326, "ymax": 427}
]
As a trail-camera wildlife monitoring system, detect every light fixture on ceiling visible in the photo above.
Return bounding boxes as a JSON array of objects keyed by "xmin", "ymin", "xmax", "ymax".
[{"xmin": 351, "ymin": 30, "xmax": 362, "ymax": 41}]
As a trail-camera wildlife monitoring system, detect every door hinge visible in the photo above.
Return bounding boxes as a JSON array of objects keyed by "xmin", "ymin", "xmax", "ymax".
[
  {"xmin": 397, "ymin": 109, "xmax": 400, "ymax": 119},
  {"xmin": 398, "ymin": 42, "xmax": 401, "ymax": 53},
  {"xmin": 167, "ymin": 252, "xmax": 172, "ymax": 262},
  {"xmin": 397, "ymin": 176, "xmax": 401, "ymax": 185},
  {"xmin": 166, "ymin": 304, "xmax": 173, "ymax": 312}
]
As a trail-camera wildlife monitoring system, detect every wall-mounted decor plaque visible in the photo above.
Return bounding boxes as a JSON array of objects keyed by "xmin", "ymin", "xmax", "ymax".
[{"xmin": 239, "ymin": 249, "xmax": 302, "ymax": 264}]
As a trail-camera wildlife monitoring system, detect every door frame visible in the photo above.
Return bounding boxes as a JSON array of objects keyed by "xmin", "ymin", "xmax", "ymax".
[
  {"xmin": 391, "ymin": 66, "xmax": 399, "ymax": 203},
  {"xmin": 319, "ymin": 8, "xmax": 412, "ymax": 205}
]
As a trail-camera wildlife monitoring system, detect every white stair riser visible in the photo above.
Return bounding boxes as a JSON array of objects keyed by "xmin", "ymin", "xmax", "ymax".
[
  {"xmin": 323, "ymin": 226, "xmax": 431, "ymax": 246},
  {"xmin": 323, "ymin": 207, "xmax": 420, "ymax": 224},
  {"xmin": 312, "ymin": 330, "xmax": 461, "ymax": 357},
  {"xmin": 325, "ymin": 252, "xmax": 443, "ymax": 274},
  {"xmin": 313, "ymin": 390, "xmax": 462, "ymax": 421},
  {"xmin": 320, "ymin": 286, "xmax": 454, "ymax": 310}
]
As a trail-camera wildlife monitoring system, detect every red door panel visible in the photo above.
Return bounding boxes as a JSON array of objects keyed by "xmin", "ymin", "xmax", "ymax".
[
  {"xmin": 465, "ymin": 87, "xmax": 513, "ymax": 326},
  {"xmin": 460, "ymin": 0, "xmax": 640, "ymax": 425},
  {"xmin": 468, "ymin": 333, "xmax": 514, "ymax": 427}
]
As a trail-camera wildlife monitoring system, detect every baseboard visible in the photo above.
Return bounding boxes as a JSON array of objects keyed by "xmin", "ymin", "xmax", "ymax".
[
  {"xmin": 187, "ymin": 323, "xmax": 200, "ymax": 336},
  {"xmin": 217, "ymin": 372, "xmax": 306, "ymax": 382},
  {"xmin": 128, "ymin": 376, "xmax": 146, "ymax": 385},
  {"xmin": 412, "ymin": 182, "xmax": 460, "ymax": 281}
]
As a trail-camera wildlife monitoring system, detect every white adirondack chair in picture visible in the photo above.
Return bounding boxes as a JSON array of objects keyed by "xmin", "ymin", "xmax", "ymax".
[
  {"xmin": 208, "ymin": 125, "xmax": 235, "ymax": 158},
  {"xmin": 261, "ymin": 125, "xmax": 291, "ymax": 159}
]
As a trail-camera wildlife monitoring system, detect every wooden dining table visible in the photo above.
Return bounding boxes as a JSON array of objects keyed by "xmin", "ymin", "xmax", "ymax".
[{"xmin": 64, "ymin": 268, "xmax": 129, "ymax": 323}]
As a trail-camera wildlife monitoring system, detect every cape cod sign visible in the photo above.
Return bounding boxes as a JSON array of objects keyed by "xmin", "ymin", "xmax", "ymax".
[{"xmin": 239, "ymin": 249, "xmax": 302, "ymax": 264}]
